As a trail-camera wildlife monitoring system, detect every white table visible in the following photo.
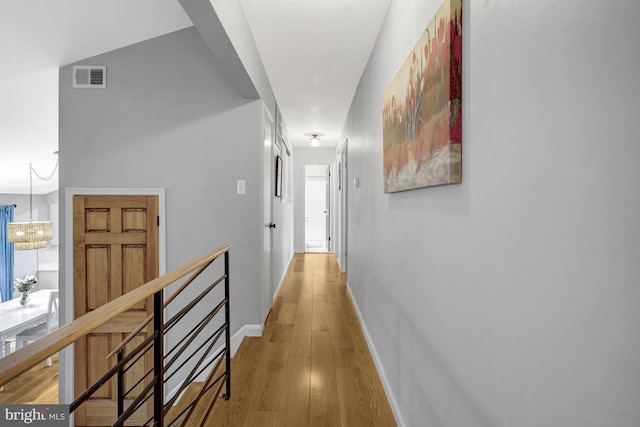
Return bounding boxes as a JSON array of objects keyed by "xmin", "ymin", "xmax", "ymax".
[{"xmin": 0, "ymin": 289, "xmax": 54, "ymax": 357}]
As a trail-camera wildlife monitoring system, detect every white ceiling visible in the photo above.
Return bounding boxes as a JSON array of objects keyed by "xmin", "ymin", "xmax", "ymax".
[
  {"xmin": 0, "ymin": 0, "xmax": 389, "ymax": 193},
  {"xmin": 240, "ymin": 0, "xmax": 390, "ymax": 149}
]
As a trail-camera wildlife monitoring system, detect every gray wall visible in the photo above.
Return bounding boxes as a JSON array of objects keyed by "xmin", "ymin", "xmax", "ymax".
[
  {"xmin": 207, "ymin": 0, "xmax": 277, "ymax": 117},
  {"xmin": 342, "ymin": 0, "xmax": 640, "ymax": 426},
  {"xmin": 0, "ymin": 194, "xmax": 50, "ymax": 223},
  {"xmin": 59, "ymin": 27, "xmax": 265, "ymax": 391},
  {"xmin": 180, "ymin": 0, "xmax": 294, "ymax": 307}
]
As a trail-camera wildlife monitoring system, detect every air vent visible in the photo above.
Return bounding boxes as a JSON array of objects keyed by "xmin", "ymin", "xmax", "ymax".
[{"xmin": 73, "ymin": 65, "xmax": 106, "ymax": 88}]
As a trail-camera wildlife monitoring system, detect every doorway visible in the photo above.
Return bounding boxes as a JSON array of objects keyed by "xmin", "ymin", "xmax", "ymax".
[
  {"xmin": 63, "ymin": 187, "xmax": 166, "ymax": 420},
  {"xmin": 304, "ymin": 164, "xmax": 330, "ymax": 253},
  {"xmin": 72, "ymin": 194, "xmax": 159, "ymax": 426},
  {"xmin": 261, "ymin": 105, "xmax": 275, "ymax": 322}
]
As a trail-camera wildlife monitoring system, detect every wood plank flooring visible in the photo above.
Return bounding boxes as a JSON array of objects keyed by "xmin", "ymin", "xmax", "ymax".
[
  {"xmin": 0, "ymin": 253, "xmax": 397, "ymax": 426},
  {"xmin": 179, "ymin": 253, "xmax": 397, "ymax": 426},
  {"xmin": 0, "ymin": 355, "xmax": 59, "ymax": 404}
]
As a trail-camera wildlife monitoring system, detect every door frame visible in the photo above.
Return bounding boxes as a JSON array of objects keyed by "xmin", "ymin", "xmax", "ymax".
[
  {"xmin": 62, "ymin": 188, "xmax": 167, "ymax": 410},
  {"xmin": 326, "ymin": 164, "xmax": 331, "ymax": 252},
  {"xmin": 303, "ymin": 164, "xmax": 331, "ymax": 253},
  {"xmin": 261, "ymin": 105, "xmax": 275, "ymax": 325},
  {"xmin": 338, "ymin": 139, "xmax": 348, "ymax": 273}
]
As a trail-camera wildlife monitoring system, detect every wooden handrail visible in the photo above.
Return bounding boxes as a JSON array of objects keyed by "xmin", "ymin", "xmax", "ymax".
[{"xmin": 0, "ymin": 245, "xmax": 231, "ymax": 386}]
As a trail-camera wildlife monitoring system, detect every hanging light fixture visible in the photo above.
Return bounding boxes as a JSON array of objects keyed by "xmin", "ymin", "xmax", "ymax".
[
  {"xmin": 7, "ymin": 221, "xmax": 53, "ymax": 244},
  {"xmin": 310, "ymin": 134, "xmax": 320, "ymax": 147},
  {"xmin": 7, "ymin": 154, "xmax": 58, "ymax": 250},
  {"xmin": 14, "ymin": 241, "xmax": 48, "ymax": 250}
]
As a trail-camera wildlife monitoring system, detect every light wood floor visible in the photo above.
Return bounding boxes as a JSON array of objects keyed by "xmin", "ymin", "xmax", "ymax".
[
  {"xmin": 0, "ymin": 354, "xmax": 59, "ymax": 404},
  {"xmin": 0, "ymin": 253, "xmax": 397, "ymax": 426},
  {"xmin": 172, "ymin": 252, "xmax": 397, "ymax": 426}
]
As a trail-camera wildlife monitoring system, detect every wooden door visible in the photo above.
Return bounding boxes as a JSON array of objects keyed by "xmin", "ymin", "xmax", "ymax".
[{"xmin": 73, "ymin": 195, "xmax": 159, "ymax": 426}]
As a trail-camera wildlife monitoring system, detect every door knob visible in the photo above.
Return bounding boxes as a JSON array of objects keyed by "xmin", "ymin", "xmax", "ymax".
[{"xmin": 268, "ymin": 223, "xmax": 276, "ymax": 229}]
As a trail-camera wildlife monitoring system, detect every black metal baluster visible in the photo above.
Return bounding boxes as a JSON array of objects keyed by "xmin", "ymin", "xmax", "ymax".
[
  {"xmin": 64, "ymin": 247, "xmax": 232, "ymax": 426},
  {"xmin": 117, "ymin": 351, "xmax": 124, "ymax": 418},
  {"xmin": 223, "ymin": 251, "xmax": 231, "ymax": 400},
  {"xmin": 153, "ymin": 291, "xmax": 164, "ymax": 426}
]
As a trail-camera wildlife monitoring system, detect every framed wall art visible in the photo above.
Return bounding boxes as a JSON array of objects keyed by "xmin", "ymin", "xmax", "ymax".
[{"xmin": 382, "ymin": 0, "xmax": 462, "ymax": 193}]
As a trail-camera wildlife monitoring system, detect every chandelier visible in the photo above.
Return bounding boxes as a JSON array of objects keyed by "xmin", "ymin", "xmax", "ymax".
[{"xmin": 7, "ymin": 154, "xmax": 58, "ymax": 250}]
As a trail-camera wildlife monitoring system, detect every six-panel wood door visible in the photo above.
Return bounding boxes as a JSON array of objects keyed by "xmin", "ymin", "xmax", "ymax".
[{"xmin": 73, "ymin": 195, "xmax": 159, "ymax": 426}]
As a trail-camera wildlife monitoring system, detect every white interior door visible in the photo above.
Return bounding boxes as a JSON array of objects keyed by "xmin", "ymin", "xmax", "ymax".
[
  {"xmin": 305, "ymin": 164, "xmax": 329, "ymax": 252},
  {"xmin": 261, "ymin": 106, "xmax": 274, "ymax": 322}
]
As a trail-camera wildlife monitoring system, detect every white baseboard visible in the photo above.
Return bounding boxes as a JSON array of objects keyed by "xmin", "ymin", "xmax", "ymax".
[
  {"xmin": 166, "ymin": 323, "xmax": 263, "ymax": 403},
  {"xmin": 273, "ymin": 252, "xmax": 295, "ymax": 302},
  {"xmin": 243, "ymin": 324, "xmax": 263, "ymax": 338},
  {"xmin": 345, "ymin": 281, "xmax": 406, "ymax": 427}
]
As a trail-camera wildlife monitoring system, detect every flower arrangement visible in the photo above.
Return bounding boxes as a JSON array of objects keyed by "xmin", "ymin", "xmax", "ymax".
[{"xmin": 14, "ymin": 275, "xmax": 38, "ymax": 293}]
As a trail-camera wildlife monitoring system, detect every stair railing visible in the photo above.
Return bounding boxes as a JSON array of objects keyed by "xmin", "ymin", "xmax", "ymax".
[{"xmin": 0, "ymin": 245, "xmax": 232, "ymax": 427}]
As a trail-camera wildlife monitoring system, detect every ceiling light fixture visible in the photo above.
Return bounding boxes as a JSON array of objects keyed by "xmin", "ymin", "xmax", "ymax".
[
  {"xmin": 7, "ymin": 153, "xmax": 58, "ymax": 250},
  {"xmin": 310, "ymin": 134, "xmax": 320, "ymax": 147}
]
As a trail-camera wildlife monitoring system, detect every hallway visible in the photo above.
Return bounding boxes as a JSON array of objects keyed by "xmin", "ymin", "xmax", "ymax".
[
  {"xmin": 0, "ymin": 253, "xmax": 397, "ymax": 425},
  {"xmin": 181, "ymin": 253, "xmax": 397, "ymax": 426}
]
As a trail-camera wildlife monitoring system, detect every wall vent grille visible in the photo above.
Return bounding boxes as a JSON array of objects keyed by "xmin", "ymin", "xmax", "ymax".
[{"xmin": 73, "ymin": 65, "xmax": 106, "ymax": 88}]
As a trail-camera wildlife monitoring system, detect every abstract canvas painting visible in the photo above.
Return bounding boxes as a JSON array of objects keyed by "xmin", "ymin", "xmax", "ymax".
[{"xmin": 383, "ymin": 0, "xmax": 462, "ymax": 192}]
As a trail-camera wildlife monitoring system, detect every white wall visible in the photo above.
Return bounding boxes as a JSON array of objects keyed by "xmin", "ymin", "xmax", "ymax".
[
  {"xmin": 59, "ymin": 27, "xmax": 264, "ymax": 393},
  {"xmin": 342, "ymin": 1, "xmax": 640, "ymax": 426},
  {"xmin": 293, "ymin": 147, "xmax": 338, "ymax": 253}
]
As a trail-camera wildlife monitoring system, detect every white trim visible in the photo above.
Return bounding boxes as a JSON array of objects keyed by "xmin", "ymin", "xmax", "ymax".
[
  {"xmin": 345, "ymin": 281, "xmax": 406, "ymax": 427},
  {"xmin": 261, "ymin": 103, "xmax": 275, "ymax": 323},
  {"xmin": 243, "ymin": 323, "xmax": 264, "ymax": 338},
  {"xmin": 273, "ymin": 252, "xmax": 295, "ymax": 302},
  {"xmin": 62, "ymin": 188, "xmax": 167, "ymax": 407}
]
